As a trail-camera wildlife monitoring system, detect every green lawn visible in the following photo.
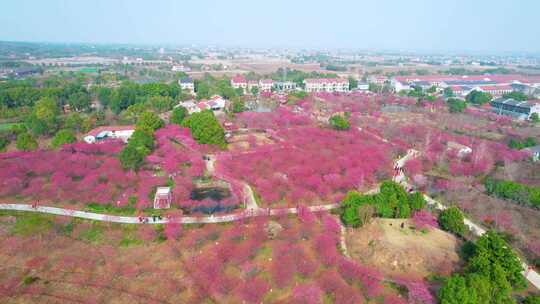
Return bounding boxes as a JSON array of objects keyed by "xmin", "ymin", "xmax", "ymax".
[{"xmin": 0, "ymin": 122, "xmax": 20, "ymax": 131}]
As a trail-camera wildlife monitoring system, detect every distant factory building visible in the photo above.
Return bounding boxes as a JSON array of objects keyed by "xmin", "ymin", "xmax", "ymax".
[{"xmin": 490, "ymin": 97, "xmax": 540, "ymax": 120}]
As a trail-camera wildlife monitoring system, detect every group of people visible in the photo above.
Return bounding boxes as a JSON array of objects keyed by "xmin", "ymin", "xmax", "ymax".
[{"xmin": 137, "ymin": 214, "xmax": 163, "ymax": 223}]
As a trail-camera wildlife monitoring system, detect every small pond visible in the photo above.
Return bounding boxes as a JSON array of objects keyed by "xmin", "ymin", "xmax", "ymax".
[{"xmin": 191, "ymin": 187, "xmax": 231, "ymax": 201}]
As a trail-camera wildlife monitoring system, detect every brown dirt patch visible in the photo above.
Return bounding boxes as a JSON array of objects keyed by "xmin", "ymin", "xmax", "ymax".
[{"xmin": 346, "ymin": 218, "xmax": 462, "ymax": 279}]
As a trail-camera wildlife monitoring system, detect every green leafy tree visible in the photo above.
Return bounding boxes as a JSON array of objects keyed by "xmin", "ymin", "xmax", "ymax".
[
  {"xmin": 523, "ymin": 295, "xmax": 540, "ymax": 304},
  {"xmin": 231, "ymin": 98, "xmax": 245, "ymax": 113},
  {"xmin": 250, "ymin": 86, "xmax": 259, "ymax": 96},
  {"xmin": 438, "ymin": 207, "xmax": 466, "ymax": 236},
  {"xmin": 348, "ymin": 76, "xmax": 358, "ymax": 90},
  {"xmin": 0, "ymin": 136, "xmax": 9, "ymax": 151},
  {"xmin": 97, "ymin": 87, "xmax": 112, "ymax": 108},
  {"xmin": 329, "ymin": 114, "xmax": 350, "ymax": 130},
  {"xmin": 466, "ymin": 273, "xmax": 491, "ymax": 304},
  {"xmin": 469, "ymin": 231, "xmax": 526, "ymax": 289},
  {"xmin": 26, "ymin": 96, "xmax": 60, "ymax": 136},
  {"xmin": 68, "ymin": 91, "xmax": 91, "ymax": 112},
  {"xmin": 531, "ymin": 113, "xmax": 539, "ymax": 123},
  {"xmin": 408, "ymin": 191, "xmax": 426, "ymax": 210},
  {"xmin": 438, "ymin": 275, "xmax": 477, "ymax": 304},
  {"xmin": 118, "ymin": 144, "xmax": 148, "ymax": 170},
  {"xmin": 51, "ymin": 129, "xmax": 76, "ymax": 148},
  {"xmin": 128, "ymin": 128, "xmax": 154, "ymax": 150},
  {"xmin": 16, "ymin": 132, "xmax": 38, "ymax": 151},
  {"xmin": 502, "ymin": 91, "xmax": 528, "ymax": 101},
  {"xmin": 182, "ymin": 110, "xmax": 226, "ymax": 147},
  {"xmin": 63, "ymin": 112, "xmax": 84, "ymax": 132},
  {"xmin": 147, "ymin": 95, "xmax": 175, "ymax": 113},
  {"xmin": 427, "ymin": 85, "xmax": 437, "ymax": 93},
  {"xmin": 443, "ymin": 87, "xmax": 454, "ymax": 98},
  {"xmin": 466, "ymin": 90, "xmax": 492, "ymax": 105},
  {"xmin": 136, "ymin": 111, "xmax": 163, "ymax": 131},
  {"xmin": 170, "ymin": 106, "xmax": 187, "ymax": 125},
  {"xmin": 447, "ymin": 98, "xmax": 467, "ymax": 113}
]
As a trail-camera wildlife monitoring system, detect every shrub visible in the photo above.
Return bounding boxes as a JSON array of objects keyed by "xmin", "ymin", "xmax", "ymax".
[
  {"xmin": 438, "ymin": 275, "xmax": 477, "ymax": 304},
  {"xmin": 136, "ymin": 111, "xmax": 163, "ymax": 131},
  {"xmin": 51, "ymin": 129, "xmax": 76, "ymax": 148},
  {"xmin": 340, "ymin": 180, "xmax": 423, "ymax": 226},
  {"xmin": 438, "ymin": 207, "xmax": 465, "ymax": 236},
  {"xmin": 447, "ymin": 98, "xmax": 467, "ymax": 113},
  {"xmin": 329, "ymin": 114, "xmax": 350, "ymax": 130},
  {"xmin": 182, "ymin": 110, "xmax": 226, "ymax": 146},
  {"xmin": 484, "ymin": 177, "xmax": 540, "ymax": 209},
  {"xmin": 16, "ymin": 132, "xmax": 38, "ymax": 151},
  {"xmin": 171, "ymin": 106, "xmax": 187, "ymax": 125}
]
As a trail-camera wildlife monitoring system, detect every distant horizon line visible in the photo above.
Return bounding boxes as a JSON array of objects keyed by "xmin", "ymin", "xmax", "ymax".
[{"xmin": 1, "ymin": 39, "xmax": 540, "ymax": 57}]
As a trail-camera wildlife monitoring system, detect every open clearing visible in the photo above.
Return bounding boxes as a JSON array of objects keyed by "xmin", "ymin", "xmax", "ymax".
[{"xmin": 346, "ymin": 218, "xmax": 462, "ymax": 279}]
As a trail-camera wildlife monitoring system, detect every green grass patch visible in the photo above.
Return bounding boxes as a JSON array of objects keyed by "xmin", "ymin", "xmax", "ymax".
[
  {"xmin": 85, "ymin": 202, "xmax": 136, "ymax": 215},
  {"xmin": 120, "ymin": 235, "xmax": 143, "ymax": 247},
  {"xmin": 77, "ymin": 223, "xmax": 104, "ymax": 243},
  {"xmin": 11, "ymin": 213, "xmax": 54, "ymax": 236},
  {"xmin": 23, "ymin": 276, "xmax": 40, "ymax": 285},
  {"xmin": 0, "ymin": 122, "xmax": 20, "ymax": 131}
]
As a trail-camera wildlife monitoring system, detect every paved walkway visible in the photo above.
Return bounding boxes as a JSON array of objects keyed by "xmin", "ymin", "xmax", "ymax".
[{"xmin": 393, "ymin": 150, "xmax": 540, "ymax": 290}]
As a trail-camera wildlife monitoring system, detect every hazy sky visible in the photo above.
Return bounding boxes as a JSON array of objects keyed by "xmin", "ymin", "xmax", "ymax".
[{"xmin": 1, "ymin": 0, "xmax": 539, "ymax": 53}]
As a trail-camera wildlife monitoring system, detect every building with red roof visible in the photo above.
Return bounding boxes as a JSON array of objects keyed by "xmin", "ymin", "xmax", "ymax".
[{"xmin": 231, "ymin": 74, "xmax": 248, "ymax": 93}]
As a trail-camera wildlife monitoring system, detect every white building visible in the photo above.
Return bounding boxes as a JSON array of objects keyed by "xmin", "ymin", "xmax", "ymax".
[
  {"xmin": 259, "ymin": 79, "xmax": 273, "ymax": 92},
  {"xmin": 84, "ymin": 126, "xmax": 135, "ymax": 144},
  {"xmin": 231, "ymin": 74, "xmax": 248, "ymax": 93},
  {"xmin": 172, "ymin": 65, "xmax": 191, "ymax": 72},
  {"xmin": 176, "ymin": 100, "xmax": 200, "ymax": 114},
  {"xmin": 179, "ymin": 77, "xmax": 195, "ymax": 95},
  {"xmin": 391, "ymin": 79, "xmax": 410, "ymax": 92},
  {"xmin": 153, "ymin": 187, "xmax": 172, "ymax": 209},
  {"xmin": 303, "ymin": 78, "xmax": 349, "ymax": 93},
  {"xmin": 357, "ymin": 82, "xmax": 369, "ymax": 91}
]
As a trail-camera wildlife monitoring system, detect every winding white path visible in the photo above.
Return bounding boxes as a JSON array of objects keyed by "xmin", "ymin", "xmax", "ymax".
[{"xmin": 393, "ymin": 149, "xmax": 540, "ymax": 290}]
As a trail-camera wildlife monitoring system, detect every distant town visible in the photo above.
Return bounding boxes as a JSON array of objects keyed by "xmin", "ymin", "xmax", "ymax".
[{"xmin": 0, "ymin": 41, "xmax": 539, "ymax": 303}]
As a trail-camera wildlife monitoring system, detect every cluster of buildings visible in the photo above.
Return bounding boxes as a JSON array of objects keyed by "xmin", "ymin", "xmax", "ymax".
[
  {"xmin": 230, "ymin": 75, "xmax": 275, "ymax": 94},
  {"xmin": 176, "ymin": 95, "xmax": 227, "ymax": 114},
  {"xmin": 388, "ymin": 74, "xmax": 540, "ymax": 98},
  {"xmin": 303, "ymin": 78, "xmax": 350, "ymax": 93}
]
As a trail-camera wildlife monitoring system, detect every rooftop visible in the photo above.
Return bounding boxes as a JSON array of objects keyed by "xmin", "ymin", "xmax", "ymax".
[
  {"xmin": 86, "ymin": 125, "xmax": 135, "ymax": 137},
  {"xmin": 491, "ymin": 97, "xmax": 538, "ymax": 108},
  {"xmin": 180, "ymin": 76, "xmax": 193, "ymax": 83}
]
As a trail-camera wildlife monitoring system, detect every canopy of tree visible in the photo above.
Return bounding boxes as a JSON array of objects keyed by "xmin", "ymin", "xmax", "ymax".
[
  {"xmin": 447, "ymin": 98, "xmax": 467, "ymax": 113},
  {"xmin": 170, "ymin": 106, "xmax": 187, "ymax": 125},
  {"xmin": 466, "ymin": 90, "xmax": 492, "ymax": 105},
  {"xmin": 182, "ymin": 110, "xmax": 226, "ymax": 147},
  {"xmin": 340, "ymin": 180, "xmax": 426, "ymax": 227},
  {"xmin": 508, "ymin": 137, "xmax": 537, "ymax": 150},
  {"xmin": 329, "ymin": 114, "xmax": 351, "ymax": 131},
  {"xmin": 271, "ymin": 68, "xmax": 338, "ymax": 87},
  {"xmin": 16, "ymin": 132, "xmax": 38, "ymax": 151},
  {"xmin": 438, "ymin": 231, "xmax": 526, "ymax": 304},
  {"xmin": 484, "ymin": 177, "xmax": 540, "ymax": 209},
  {"xmin": 51, "ymin": 129, "xmax": 76, "ymax": 148},
  {"xmin": 438, "ymin": 207, "xmax": 466, "ymax": 236},
  {"xmin": 194, "ymin": 74, "xmax": 237, "ymax": 100}
]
